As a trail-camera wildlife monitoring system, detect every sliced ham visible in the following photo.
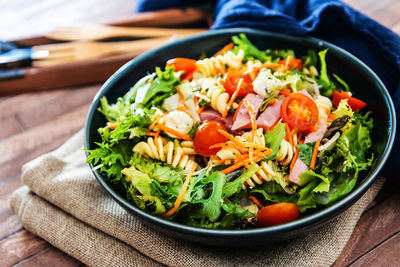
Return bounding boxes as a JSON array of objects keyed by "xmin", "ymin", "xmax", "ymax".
[
  {"xmin": 199, "ymin": 109, "xmax": 233, "ymax": 130},
  {"xmin": 304, "ymin": 119, "xmax": 328, "ymax": 144},
  {"xmin": 287, "ymin": 119, "xmax": 328, "ymax": 185},
  {"xmin": 287, "ymin": 158, "xmax": 308, "ymax": 184},
  {"xmin": 256, "ymin": 98, "xmax": 284, "ymax": 130},
  {"xmin": 231, "ymin": 94, "xmax": 263, "ymax": 130}
]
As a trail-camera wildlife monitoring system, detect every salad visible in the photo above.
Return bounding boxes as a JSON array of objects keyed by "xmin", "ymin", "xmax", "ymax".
[{"xmin": 87, "ymin": 34, "xmax": 375, "ymax": 229}]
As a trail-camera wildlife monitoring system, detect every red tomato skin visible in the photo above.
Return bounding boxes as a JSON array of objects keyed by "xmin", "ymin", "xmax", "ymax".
[
  {"xmin": 332, "ymin": 90, "xmax": 366, "ymax": 111},
  {"xmin": 166, "ymin": 58, "xmax": 197, "ymax": 79},
  {"xmin": 280, "ymin": 93, "xmax": 319, "ymax": 132},
  {"xmin": 257, "ymin": 203, "xmax": 300, "ymax": 227},
  {"xmin": 221, "ymin": 70, "xmax": 254, "ymax": 97},
  {"xmin": 193, "ymin": 120, "xmax": 228, "ymax": 156}
]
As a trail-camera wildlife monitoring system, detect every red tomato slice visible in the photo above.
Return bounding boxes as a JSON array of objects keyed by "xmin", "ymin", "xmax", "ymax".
[
  {"xmin": 221, "ymin": 70, "xmax": 254, "ymax": 97},
  {"xmin": 166, "ymin": 58, "xmax": 197, "ymax": 80},
  {"xmin": 193, "ymin": 121, "xmax": 228, "ymax": 156},
  {"xmin": 332, "ymin": 90, "xmax": 366, "ymax": 111},
  {"xmin": 280, "ymin": 93, "xmax": 319, "ymax": 132},
  {"xmin": 257, "ymin": 203, "xmax": 300, "ymax": 226}
]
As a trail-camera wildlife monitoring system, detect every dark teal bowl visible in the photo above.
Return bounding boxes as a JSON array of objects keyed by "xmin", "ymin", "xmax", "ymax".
[{"xmin": 84, "ymin": 28, "xmax": 396, "ymax": 246}]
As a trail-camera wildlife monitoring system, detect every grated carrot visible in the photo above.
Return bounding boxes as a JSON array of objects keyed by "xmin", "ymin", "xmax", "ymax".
[
  {"xmin": 213, "ymin": 42, "xmax": 234, "ymax": 57},
  {"xmin": 290, "ymin": 148, "xmax": 299, "ymax": 171},
  {"xmin": 222, "ymin": 78, "xmax": 243, "ymax": 119},
  {"xmin": 284, "ymin": 55, "xmax": 294, "ymax": 71},
  {"xmin": 106, "ymin": 122, "xmax": 117, "ymax": 130},
  {"xmin": 163, "ymin": 163, "xmax": 197, "ymax": 217},
  {"xmin": 145, "ymin": 131, "xmax": 159, "ymax": 138},
  {"xmin": 269, "ymin": 98, "xmax": 278, "ymax": 106},
  {"xmin": 196, "ymin": 106, "xmax": 205, "ymax": 114},
  {"xmin": 279, "ymin": 88, "xmax": 291, "ymax": 96},
  {"xmin": 220, "ymin": 151, "xmax": 271, "ymax": 174},
  {"xmin": 285, "ymin": 123, "xmax": 293, "ymax": 148},
  {"xmin": 157, "ymin": 124, "xmax": 192, "ymax": 141},
  {"xmin": 249, "ymin": 196, "xmax": 264, "ymax": 208},
  {"xmin": 310, "ymin": 140, "xmax": 320, "ymax": 170},
  {"xmin": 225, "ymin": 198, "xmax": 233, "ymax": 204},
  {"xmin": 260, "ymin": 62, "xmax": 283, "ymax": 69}
]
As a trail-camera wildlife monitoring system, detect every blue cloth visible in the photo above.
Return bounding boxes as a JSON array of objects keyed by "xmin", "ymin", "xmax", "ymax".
[{"xmin": 138, "ymin": 0, "xmax": 400, "ymax": 179}]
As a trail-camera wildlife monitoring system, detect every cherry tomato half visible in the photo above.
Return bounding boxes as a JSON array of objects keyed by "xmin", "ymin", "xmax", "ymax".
[
  {"xmin": 257, "ymin": 203, "xmax": 300, "ymax": 227},
  {"xmin": 166, "ymin": 58, "xmax": 197, "ymax": 80},
  {"xmin": 221, "ymin": 70, "xmax": 254, "ymax": 97},
  {"xmin": 332, "ymin": 90, "xmax": 366, "ymax": 111},
  {"xmin": 193, "ymin": 120, "xmax": 228, "ymax": 156},
  {"xmin": 280, "ymin": 92, "xmax": 319, "ymax": 132}
]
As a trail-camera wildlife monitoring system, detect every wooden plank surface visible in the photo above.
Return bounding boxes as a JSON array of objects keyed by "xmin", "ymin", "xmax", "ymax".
[{"xmin": 0, "ymin": 0, "xmax": 399, "ymax": 266}]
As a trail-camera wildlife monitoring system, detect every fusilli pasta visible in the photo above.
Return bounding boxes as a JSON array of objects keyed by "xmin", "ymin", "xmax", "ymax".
[
  {"xmin": 133, "ymin": 137, "xmax": 198, "ymax": 172},
  {"xmin": 196, "ymin": 49, "xmax": 245, "ymax": 77}
]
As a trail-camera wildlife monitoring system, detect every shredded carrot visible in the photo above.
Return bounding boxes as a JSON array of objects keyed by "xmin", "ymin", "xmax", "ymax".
[
  {"xmin": 260, "ymin": 62, "xmax": 283, "ymax": 69},
  {"xmin": 145, "ymin": 131, "xmax": 159, "ymax": 137},
  {"xmin": 225, "ymin": 198, "xmax": 233, "ymax": 204},
  {"xmin": 328, "ymin": 113, "xmax": 336, "ymax": 121},
  {"xmin": 225, "ymin": 160, "xmax": 233, "ymax": 165},
  {"xmin": 284, "ymin": 55, "xmax": 294, "ymax": 71},
  {"xmin": 290, "ymin": 148, "xmax": 299, "ymax": 171},
  {"xmin": 157, "ymin": 124, "xmax": 192, "ymax": 141},
  {"xmin": 196, "ymin": 106, "xmax": 205, "ymax": 114},
  {"xmin": 244, "ymin": 98, "xmax": 257, "ymax": 131},
  {"xmin": 270, "ymin": 118, "xmax": 282, "ymax": 130},
  {"xmin": 285, "ymin": 123, "xmax": 293, "ymax": 148},
  {"xmin": 249, "ymin": 196, "xmax": 264, "ymax": 208},
  {"xmin": 310, "ymin": 140, "xmax": 320, "ymax": 170},
  {"xmin": 106, "ymin": 122, "xmax": 117, "ymax": 130},
  {"xmin": 279, "ymin": 88, "xmax": 291, "ymax": 96},
  {"xmin": 269, "ymin": 98, "xmax": 278, "ymax": 106},
  {"xmin": 220, "ymin": 151, "xmax": 271, "ymax": 174},
  {"xmin": 222, "ymin": 78, "xmax": 243, "ymax": 119},
  {"xmin": 213, "ymin": 42, "xmax": 234, "ymax": 57},
  {"xmin": 220, "ymin": 157, "xmax": 251, "ymax": 174},
  {"xmin": 163, "ymin": 164, "xmax": 197, "ymax": 217},
  {"xmin": 177, "ymin": 88, "xmax": 185, "ymax": 106},
  {"xmin": 208, "ymin": 142, "xmax": 229, "ymax": 149}
]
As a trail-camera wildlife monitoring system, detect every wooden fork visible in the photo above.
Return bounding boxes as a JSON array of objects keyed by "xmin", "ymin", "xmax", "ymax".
[
  {"xmin": 46, "ymin": 24, "xmax": 206, "ymax": 41},
  {"xmin": 32, "ymin": 36, "xmax": 173, "ymax": 67}
]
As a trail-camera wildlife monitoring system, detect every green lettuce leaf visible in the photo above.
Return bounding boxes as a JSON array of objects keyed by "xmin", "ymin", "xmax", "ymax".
[
  {"xmin": 232, "ymin": 34, "xmax": 269, "ymax": 61},
  {"xmin": 264, "ymin": 122, "xmax": 286, "ymax": 160}
]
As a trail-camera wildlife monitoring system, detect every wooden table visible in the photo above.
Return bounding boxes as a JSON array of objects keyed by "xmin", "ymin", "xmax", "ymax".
[{"xmin": 0, "ymin": 1, "xmax": 399, "ymax": 266}]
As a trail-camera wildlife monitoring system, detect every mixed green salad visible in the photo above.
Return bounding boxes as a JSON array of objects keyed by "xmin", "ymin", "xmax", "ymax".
[{"xmin": 86, "ymin": 34, "xmax": 375, "ymax": 229}]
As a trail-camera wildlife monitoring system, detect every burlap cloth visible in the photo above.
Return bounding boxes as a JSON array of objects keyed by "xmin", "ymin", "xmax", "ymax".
[{"xmin": 9, "ymin": 130, "xmax": 385, "ymax": 267}]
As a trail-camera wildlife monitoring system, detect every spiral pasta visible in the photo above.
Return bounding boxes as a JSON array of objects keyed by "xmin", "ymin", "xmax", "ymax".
[
  {"xmin": 315, "ymin": 95, "xmax": 333, "ymax": 121},
  {"xmin": 148, "ymin": 108, "xmax": 164, "ymax": 131},
  {"xmin": 196, "ymin": 49, "xmax": 245, "ymax": 77},
  {"xmin": 133, "ymin": 137, "xmax": 197, "ymax": 172},
  {"xmin": 275, "ymin": 139, "xmax": 294, "ymax": 166},
  {"xmin": 197, "ymin": 78, "xmax": 229, "ymax": 114},
  {"xmin": 243, "ymin": 161, "xmax": 276, "ymax": 188}
]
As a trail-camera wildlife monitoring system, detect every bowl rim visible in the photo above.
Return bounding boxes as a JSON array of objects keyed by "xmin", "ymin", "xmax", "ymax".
[{"xmin": 84, "ymin": 27, "xmax": 396, "ymax": 237}]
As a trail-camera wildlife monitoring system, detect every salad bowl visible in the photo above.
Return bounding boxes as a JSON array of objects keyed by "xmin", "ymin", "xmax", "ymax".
[{"xmin": 84, "ymin": 28, "xmax": 395, "ymax": 246}]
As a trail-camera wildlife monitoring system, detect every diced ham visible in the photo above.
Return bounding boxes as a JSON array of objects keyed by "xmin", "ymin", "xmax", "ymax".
[
  {"xmin": 256, "ymin": 98, "xmax": 284, "ymax": 130},
  {"xmin": 231, "ymin": 94, "xmax": 263, "ymax": 130},
  {"xmin": 199, "ymin": 109, "xmax": 233, "ymax": 130},
  {"xmin": 287, "ymin": 159, "xmax": 308, "ymax": 184},
  {"xmin": 304, "ymin": 119, "xmax": 328, "ymax": 144}
]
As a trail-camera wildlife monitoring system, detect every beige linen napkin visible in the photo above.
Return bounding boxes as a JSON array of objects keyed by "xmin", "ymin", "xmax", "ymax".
[{"xmin": 10, "ymin": 130, "xmax": 384, "ymax": 267}]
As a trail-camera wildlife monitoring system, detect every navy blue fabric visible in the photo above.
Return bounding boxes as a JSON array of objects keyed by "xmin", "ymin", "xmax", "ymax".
[{"xmin": 138, "ymin": 0, "xmax": 400, "ymax": 179}]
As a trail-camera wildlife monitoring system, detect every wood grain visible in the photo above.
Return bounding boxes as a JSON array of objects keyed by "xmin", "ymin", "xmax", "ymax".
[
  {"xmin": 13, "ymin": 247, "xmax": 82, "ymax": 267},
  {"xmin": 0, "ymin": 230, "xmax": 49, "ymax": 266}
]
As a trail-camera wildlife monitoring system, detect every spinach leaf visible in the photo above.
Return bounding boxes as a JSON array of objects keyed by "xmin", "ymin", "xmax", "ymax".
[{"xmin": 297, "ymin": 142, "xmax": 315, "ymax": 166}]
